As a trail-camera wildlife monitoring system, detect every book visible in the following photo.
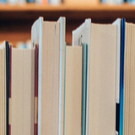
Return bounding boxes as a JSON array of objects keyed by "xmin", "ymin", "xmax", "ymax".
[
  {"xmin": 112, "ymin": 19, "xmax": 125, "ymax": 135},
  {"xmin": 36, "ymin": 0, "xmax": 47, "ymax": 4},
  {"xmin": 65, "ymin": 46, "xmax": 82, "ymax": 135},
  {"xmin": 34, "ymin": 45, "xmax": 38, "ymax": 135},
  {"xmin": 0, "ymin": 41, "xmax": 7, "ymax": 135},
  {"xmin": 88, "ymin": 22, "xmax": 117, "ymax": 135},
  {"xmin": 0, "ymin": 0, "xmax": 7, "ymax": 3},
  {"xmin": 82, "ymin": 44, "xmax": 88, "ymax": 135},
  {"xmin": 100, "ymin": 0, "xmax": 123, "ymax": 4},
  {"xmin": 31, "ymin": 17, "xmax": 65, "ymax": 135},
  {"xmin": 48, "ymin": 0, "xmax": 61, "ymax": 5},
  {"xmin": 10, "ymin": 48, "xmax": 35, "ymax": 135},
  {"xmin": 2, "ymin": 16, "xmax": 135, "ymax": 135},
  {"xmin": 127, "ymin": 0, "xmax": 135, "ymax": 4},
  {"xmin": 73, "ymin": 19, "xmax": 117, "ymax": 135},
  {"xmin": 123, "ymin": 21, "xmax": 135, "ymax": 135},
  {"xmin": 26, "ymin": 0, "xmax": 35, "ymax": 3}
]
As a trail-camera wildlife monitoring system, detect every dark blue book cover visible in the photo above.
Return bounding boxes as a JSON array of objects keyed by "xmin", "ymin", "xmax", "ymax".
[
  {"xmin": 26, "ymin": 0, "xmax": 35, "ymax": 3},
  {"xmin": 6, "ymin": 41, "xmax": 9, "ymax": 135},
  {"xmin": 119, "ymin": 18, "xmax": 125, "ymax": 135}
]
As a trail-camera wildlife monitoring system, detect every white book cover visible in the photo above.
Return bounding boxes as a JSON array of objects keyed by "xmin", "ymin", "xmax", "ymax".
[{"xmin": 112, "ymin": 18, "xmax": 121, "ymax": 104}]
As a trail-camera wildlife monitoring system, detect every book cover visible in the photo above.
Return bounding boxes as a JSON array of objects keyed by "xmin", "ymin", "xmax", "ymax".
[
  {"xmin": 82, "ymin": 44, "xmax": 88, "ymax": 135},
  {"xmin": 34, "ymin": 45, "xmax": 38, "ymax": 135}
]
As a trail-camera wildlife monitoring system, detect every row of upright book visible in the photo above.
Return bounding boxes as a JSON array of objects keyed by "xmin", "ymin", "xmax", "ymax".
[
  {"xmin": 100, "ymin": 0, "xmax": 135, "ymax": 4},
  {"xmin": 0, "ymin": 16, "xmax": 135, "ymax": 135},
  {"xmin": 1, "ymin": 0, "xmax": 135, "ymax": 5},
  {"xmin": 0, "ymin": 0, "xmax": 62, "ymax": 5}
]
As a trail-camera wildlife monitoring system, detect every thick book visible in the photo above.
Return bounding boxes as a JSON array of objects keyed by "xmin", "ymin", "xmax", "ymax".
[
  {"xmin": 73, "ymin": 20, "xmax": 117, "ymax": 135},
  {"xmin": 31, "ymin": 17, "xmax": 65, "ymax": 135},
  {"xmin": 65, "ymin": 44, "xmax": 88, "ymax": 135},
  {"xmin": 123, "ymin": 21, "xmax": 135, "ymax": 135},
  {"xmin": 10, "ymin": 48, "xmax": 35, "ymax": 135}
]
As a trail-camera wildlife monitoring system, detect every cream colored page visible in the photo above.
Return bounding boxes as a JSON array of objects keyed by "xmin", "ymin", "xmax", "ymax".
[
  {"xmin": 123, "ymin": 23, "xmax": 128, "ymax": 135},
  {"xmin": 11, "ymin": 49, "xmax": 24, "ymax": 135},
  {"xmin": 41, "ymin": 22, "xmax": 60, "ymax": 135},
  {"xmin": 11, "ymin": 49, "xmax": 34, "ymax": 135},
  {"xmin": 123, "ymin": 23, "xmax": 131, "ymax": 135},
  {"xmin": 128, "ymin": 24, "xmax": 133, "ymax": 135},
  {"xmin": 0, "ymin": 50, "xmax": 1, "ymax": 135},
  {"xmin": 123, "ymin": 23, "xmax": 135, "ymax": 135},
  {"xmin": 88, "ymin": 24, "xmax": 116, "ymax": 135},
  {"xmin": 0, "ymin": 49, "xmax": 5, "ymax": 135},
  {"xmin": 133, "ymin": 24, "xmax": 135, "ymax": 135},
  {"xmin": 65, "ymin": 46, "xmax": 82, "ymax": 135},
  {"xmin": 23, "ymin": 49, "xmax": 34, "ymax": 135}
]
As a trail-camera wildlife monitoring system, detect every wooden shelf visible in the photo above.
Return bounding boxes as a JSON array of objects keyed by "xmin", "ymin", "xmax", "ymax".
[
  {"xmin": 0, "ymin": 3, "xmax": 135, "ymax": 11},
  {"xmin": 0, "ymin": 4, "xmax": 135, "ymax": 21}
]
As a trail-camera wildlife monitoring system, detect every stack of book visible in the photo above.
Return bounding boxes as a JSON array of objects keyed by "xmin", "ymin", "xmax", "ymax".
[{"xmin": 0, "ymin": 16, "xmax": 135, "ymax": 135}]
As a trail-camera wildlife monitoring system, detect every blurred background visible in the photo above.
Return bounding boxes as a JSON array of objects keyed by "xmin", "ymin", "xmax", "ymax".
[{"xmin": 0, "ymin": 0, "xmax": 135, "ymax": 47}]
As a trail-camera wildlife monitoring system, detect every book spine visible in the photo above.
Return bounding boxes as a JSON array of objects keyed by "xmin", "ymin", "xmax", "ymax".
[
  {"xmin": 34, "ymin": 45, "xmax": 38, "ymax": 135},
  {"xmin": 8, "ymin": 45, "xmax": 12, "ymax": 135},
  {"xmin": 26, "ymin": 0, "xmax": 35, "ymax": 3},
  {"xmin": 100, "ymin": 0, "xmax": 123, "ymax": 4},
  {"xmin": 114, "ymin": 0, "xmax": 123, "ymax": 4},
  {"xmin": 106, "ymin": 0, "xmax": 115, "ymax": 4},
  {"xmin": 128, "ymin": 0, "xmax": 135, "ymax": 4},
  {"xmin": 0, "ymin": 0, "xmax": 7, "ymax": 3},
  {"xmin": 119, "ymin": 18, "xmax": 125, "ymax": 135},
  {"xmin": 81, "ymin": 44, "xmax": 88, "ymax": 135},
  {"xmin": 36, "ymin": 0, "xmax": 47, "ymax": 4},
  {"xmin": 8, "ymin": 0, "xmax": 18, "ymax": 4},
  {"xmin": 5, "ymin": 42, "xmax": 10, "ymax": 135},
  {"xmin": 49, "ymin": 0, "xmax": 61, "ymax": 5}
]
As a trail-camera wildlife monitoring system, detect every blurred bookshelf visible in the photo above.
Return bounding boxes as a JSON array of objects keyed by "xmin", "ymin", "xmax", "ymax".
[{"xmin": 1, "ymin": 3, "xmax": 135, "ymax": 45}]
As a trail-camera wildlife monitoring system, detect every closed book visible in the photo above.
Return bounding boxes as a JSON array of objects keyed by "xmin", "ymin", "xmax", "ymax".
[
  {"xmin": 11, "ymin": 48, "xmax": 35, "ymax": 135},
  {"xmin": 31, "ymin": 17, "xmax": 65, "ymax": 135},
  {"xmin": 34, "ymin": 45, "xmax": 38, "ymax": 135},
  {"xmin": 65, "ymin": 44, "xmax": 88, "ymax": 135},
  {"xmin": 123, "ymin": 21, "xmax": 135, "ymax": 135},
  {"xmin": 73, "ymin": 19, "xmax": 117, "ymax": 135},
  {"xmin": 0, "ymin": 41, "xmax": 7, "ymax": 135},
  {"xmin": 65, "ymin": 46, "xmax": 82, "ymax": 135}
]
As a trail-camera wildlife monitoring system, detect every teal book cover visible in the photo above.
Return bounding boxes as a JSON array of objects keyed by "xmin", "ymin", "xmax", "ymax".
[{"xmin": 81, "ymin": 44, "xmax": 88, "ymax": 135}]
